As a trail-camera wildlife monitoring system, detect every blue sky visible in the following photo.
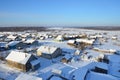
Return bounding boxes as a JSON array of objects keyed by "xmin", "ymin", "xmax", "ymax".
[{"xmin": 0, "ymin": 0, "xmax": 120, "ymax": 27}]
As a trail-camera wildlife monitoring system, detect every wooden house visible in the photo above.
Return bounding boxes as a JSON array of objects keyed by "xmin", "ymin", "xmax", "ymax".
[
  {"xmin": 6, "ymin": 51, "xmax": 38, "ymax": 72},
  {"xmin": 37, "ymin": 46, "xmax": 62, "ymax": 59},
  {"xmin": 24, "ymin": 39, "xmax": 39, "ymax": 46},
  {"xmin": 55, "ymin": 35, "xmax": 64, "ymax": 42}
]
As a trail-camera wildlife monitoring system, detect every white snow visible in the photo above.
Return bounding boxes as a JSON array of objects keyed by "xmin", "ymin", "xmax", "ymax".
[
  {"xmin": 86, "ymin": 71, "xmax": 118, "ymax": 80},
  {"xmin": 1, "ymin": 28, "xmax": 120, "ymax": 80},
  {"xmin": 15, "ymin": 73, "xmax": 42, "ymax": 80}
]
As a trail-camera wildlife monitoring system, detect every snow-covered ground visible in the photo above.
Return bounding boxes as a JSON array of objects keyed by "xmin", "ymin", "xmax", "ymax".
[{"xmin": 0, "ymin": 28, "xmax": 120, "ymax": 80}]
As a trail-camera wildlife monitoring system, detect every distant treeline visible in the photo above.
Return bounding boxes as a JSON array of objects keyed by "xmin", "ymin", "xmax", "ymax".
[
  {"xmin": 79, "ymin": 26, "xmax": 120, "ymax": 31},
  {"xmin": 0, "ymin": 27, "xmax": 48, "ymax": 32}
]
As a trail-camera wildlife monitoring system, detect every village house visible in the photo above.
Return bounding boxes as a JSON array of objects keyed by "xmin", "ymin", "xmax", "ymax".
[
  {"xmin": 111, "ymin": 36, "xmax": 117, "ymax": 40},
  {"xmin": 15, "ymin": 35, "xmax": 22, "ymax": 41},
  {"xmin": 6, "ymin": 51, "xmax": 40, "ymax": 72},
  {"xmin": 7, "ymin": 34, "xmax": 17, "ymax": 41},
  {"xmin": 80, "ymin": 51, "xmax": 104, "ymax": 62},
  {"xmin": 8, "ymin": 41, "xmax": 29, "ymax": 49},
  {"xmin": 55, "ymin": 35, "xmax": 64, "ymax": 42},
  {"xmin": 8, "ymin": 41, "xmax": 20, "ymax": 49},
  {"xmin": 0, "ymin": 34, "xmax": 7, "ymax": 42},
  {"xmin": 76, "ymin": 38, "xmax": 95, "ymax": 45},
  {"xmin": 0, "ymin": 42, "xmax": 8, "ymax": 51},
  {"xmin": 37, "ymin": 46, "xmax": 62, "ymax": 59},
  {"xmin": 67, "ymin": 40, "xmax": 76, "ymax": 46},
  {"xmin": 93, "ymin": 47, "xmax": 116, "ymax": 53},
  {"xmin": 24, "ymin": 39, "xmax": 39, "ymax": 46}
]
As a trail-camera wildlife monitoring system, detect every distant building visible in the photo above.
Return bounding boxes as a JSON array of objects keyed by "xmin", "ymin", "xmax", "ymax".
[
  {"xmin": 0, "ymin": 42, "xmax": 8, "ymax": 51},
  {"xmin": 8, "ymin": 41, "xmax": 28, "ymax": 49},
  {"xmin": 37, "ymin": 46, "xmax": 62, "ymax": 59},
  {"xmin": 24, "ymin": 39, "xmax": 39, "ymax": 46},
  {"xmin": 61, "ymin": 54, "xmax": 72, "ymax": 63},
  {"xmin": 55, "ymin": 35, "xmax": 64, "ymax": 42},
  {"xmin": 67, "ymin": 40, "xmax": 76, "ymax": 46},
  {"xmin": 7, "ymin": 35, "xmax": 17, "ymax": 40},
  {"xmin": 74, "ymin": 50, "xmax": 81, "ymax": 55},
  {"xmin": 76, "ymin": 39, "xmax": 95, "ymax": 45}
]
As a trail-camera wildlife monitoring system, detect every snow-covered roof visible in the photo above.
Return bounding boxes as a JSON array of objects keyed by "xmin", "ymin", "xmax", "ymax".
[
  {"xmin": 67, "ymin": 40, "xmax": 75, "ymax": 44},
  {"xmin": 50, "ymin": 76, "xmax": 62, "ymax": 80},
  {"xmin": 86, "ymin": 71, "xmax": 118, "ymax": 80},
  {"xmin": 6, "ymin": 51, "xmax": 32, "ymax": 65},
  {"xmin": 15, "ymin": 73, "xmax": 42, "ymax": 80},
  {"xmin": 55, "ymin": 35, "xmax": 64, "ymax": 41},
  {"xmin": 93, "ymin": 47, "xmax": 116, "ymax": 53},
  {"xmin": 74, "ymin": 50, "xmax": 80, "ymax": 55},
  {"xmin": 8, "ymin": 41, "xmax": 20, "ymax": 46},
  {"xmin": 24, "ymin": 39, "xmax": 35, "ymax": 44},
  {"xmin": 94, "ymin": 62, "xmax": 108, "ymax": 70},
  {"xmin": 73, "ymin": 67, "xmax": 88, "ymax": 80},
  {"xmin": 0, "ymin": 42, "xmax": 7, "ymax": 47},
  {"xmin": 37, "ymin": 46, "xmax": 59, "ymax": 54},
  {"xmin": 76, "ymin": 39, "xmax": 95, "ymax": 44},
  {"xmin": 108, "ymin": 54, "xmax": 120, "ymax": 63},
  {"xmin": 7, "ymin": 35, "xmax": 16, "ymax": 40},
  {"xmin": 89, "ymin": 35, "xmax": 103, "ymax": 39},
  {"xmin": 51, "ymin": 69, "xmax": 62, "ymax": 75},
  {"xmin": 0, "ymin": 34, "xmax": 4, "ymax": 37},
  {"xmin": 60, "ymin": 66, "xmax": 75, "ymax": 79}
]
